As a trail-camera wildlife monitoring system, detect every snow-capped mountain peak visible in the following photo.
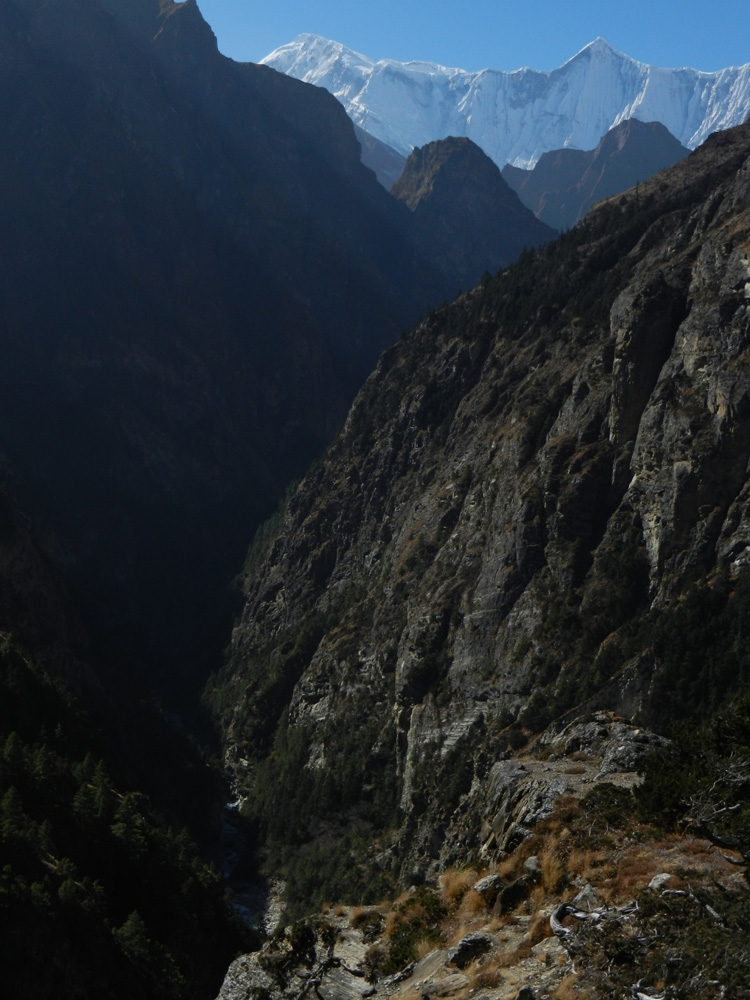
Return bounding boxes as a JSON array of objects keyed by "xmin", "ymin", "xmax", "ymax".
[{"xmin": 259, "ymin": 35, "xmax": 750, "ymax": 169}]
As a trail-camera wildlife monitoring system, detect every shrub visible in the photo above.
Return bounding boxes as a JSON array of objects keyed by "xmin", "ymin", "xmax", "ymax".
[{"xmin": 382, "ymin": 888, "xmax": 447, "ymax": 974}]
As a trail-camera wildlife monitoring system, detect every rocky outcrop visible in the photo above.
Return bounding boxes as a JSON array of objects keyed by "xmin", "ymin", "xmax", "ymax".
[
  {"xmin": 481, "ymin": 714, "xmax": 669, "ymax": 855},
  {"xmin": 216, "ymin": 806, "xmax": 748, "ymax": 1000},
  {"xmin": 219, "ymin": 123, "xmax": 750, "ymax": 897},
  {"xmin": 216, "ymin": 913, "xmax": 376, "ymax": 1000},
  {"xmin": 215, "ymin": 904, "xmax": 574, "ymax": 1000}
]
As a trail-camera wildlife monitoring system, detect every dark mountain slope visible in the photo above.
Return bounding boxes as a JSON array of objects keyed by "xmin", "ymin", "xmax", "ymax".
[
  {"xmin": 392, "ymin": 137, "xmax": 556, "ymax": 293},
  {"xmin": 502, "ymin": 118, "xmax": 690, "ymax": 230},
  {"xmin": 0, "ymin": 8, "xmax": 470, "ymax": 980},
  {"xmin": 216, "ymin": 123, "xmax": 750, "ymax": 903},
  {"xmin": 0, "ymin": 0, "xmax": 455, "ymax": 700},
  {"xmin": 0, "ymin": 633, "xmax": 255, "ymax": 1000},
  {"xmin": 0, "ymin": 466, "xmax": 254, "ymax": 999}
]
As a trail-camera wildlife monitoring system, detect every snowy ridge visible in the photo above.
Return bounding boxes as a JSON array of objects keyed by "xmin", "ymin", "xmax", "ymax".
[{"xmin": 260, "ymin": 35, "xmax": 750, "ymax": 168}]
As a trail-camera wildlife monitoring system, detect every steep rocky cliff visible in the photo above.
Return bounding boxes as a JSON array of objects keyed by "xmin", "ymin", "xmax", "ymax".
[{"xmin": 215, "ymin": 123, "xmax": 750, "ymax": 903}]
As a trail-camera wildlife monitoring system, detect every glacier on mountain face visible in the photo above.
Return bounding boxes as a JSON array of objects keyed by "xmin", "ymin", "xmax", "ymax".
[{"xmin": 260, "ymin": 35, "xmax": 750, "ymax": 168}]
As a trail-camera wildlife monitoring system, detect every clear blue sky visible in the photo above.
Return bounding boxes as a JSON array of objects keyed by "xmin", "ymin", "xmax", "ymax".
[{"xmin": 192, "ymin": 1, "xmax": 749, "ymax": 73}]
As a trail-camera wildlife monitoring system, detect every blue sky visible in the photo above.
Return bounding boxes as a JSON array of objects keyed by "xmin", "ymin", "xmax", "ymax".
[{"xmin": 192, "ymin": 1, "xmax": 749, "ymax": 73}]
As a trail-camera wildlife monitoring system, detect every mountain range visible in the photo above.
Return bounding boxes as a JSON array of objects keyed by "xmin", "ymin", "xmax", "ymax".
[
  {"xmin": 502, "ymin": 118, "xmax": 690, "ymax": 230},
  {"xmin": 3, "ymin": 3, "xmax": 750, "ymax": 998},
  {"xmin": 261, "ymin": 34, "xmax": 750, "ymax": 168}
]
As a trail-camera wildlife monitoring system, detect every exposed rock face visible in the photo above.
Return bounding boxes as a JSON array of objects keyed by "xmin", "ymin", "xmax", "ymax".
[
  {"xmin": 216, "ymin": 809, "xmax": 748, "ymax": 1000},
  {"xmin": 215, "ymin": 705, "xmax": 749, "ymax": 1000},
  {"xmin": 445, "ymin": 931, "xmax": 493, "ymax": 967},
  {"xmin": 481, "ymin": 714, "xmax": 668, "ymax": 855},
  {"xmin": 219, "ymin": 123, "xmax": 750, "ymax": 892},
  {"xmin": 392, "ymin": 138, "xmax": 556, "ymax": 294},
  {"xmin": 502, "ymin": 119, "xmax": 689, "ymax": 230},
  {"xmin": 215, "ymin": 905, "xmax": 574, "ymax": 1000}
]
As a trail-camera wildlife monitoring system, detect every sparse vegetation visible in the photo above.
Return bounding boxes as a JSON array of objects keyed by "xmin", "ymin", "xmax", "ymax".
[{"xmin": 380, "ymin": 888, "xmax": 447, "ymax": 974}]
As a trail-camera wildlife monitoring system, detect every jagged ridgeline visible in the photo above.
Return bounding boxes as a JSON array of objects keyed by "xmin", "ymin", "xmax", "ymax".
[{"xmin": 208, "ymin": 123, "xmax": 750, "ymax": 909}]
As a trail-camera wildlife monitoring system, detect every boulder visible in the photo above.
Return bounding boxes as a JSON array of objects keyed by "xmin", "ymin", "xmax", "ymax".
[
  {"xmin": 472, "ymin": 873, "xmax": 503, "ymax": 905},
  {"xmin": 446, "ymin": 932, "xmax": 494, "ymax": 968}
]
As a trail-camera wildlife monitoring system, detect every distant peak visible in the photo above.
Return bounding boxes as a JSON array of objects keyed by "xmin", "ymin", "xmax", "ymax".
[
  {"xmin": 567, "ymin": 37, "xmax": 628, "ymax": 63},
  {"xmin": 292, "ymin": 32, "xmax": 332, "ymax": 46},
  {"xmin": 275, "ymin": 33, "xmax": 343, "ymax": 55},
  {"xmin": 261, "ymin": 33, "xmax": 374, "ymax": 71}
]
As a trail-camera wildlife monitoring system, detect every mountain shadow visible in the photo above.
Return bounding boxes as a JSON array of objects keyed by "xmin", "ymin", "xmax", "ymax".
[{"xmin": 0, "ymin": 0, "xmax": 459, "ymax": 704}]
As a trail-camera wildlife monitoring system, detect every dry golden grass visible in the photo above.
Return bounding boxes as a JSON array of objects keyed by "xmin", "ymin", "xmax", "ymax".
[
  {"xmin": 365, "ymin": 941, "xmax": 385, "ymax": 966},
  {"xmin": 565, "ymin": 846, "xmax": 608, "ymax": 883},
  {"xmin": 521, "ymin": 883, "xmax": 544, "ymax": 916},
  {"xmin": 468, "ymin": 946, "xmax": 526, "ymax": 983},
  {"xmin": 525, "ymin": 910, "xmax": 552, "ymax": 947},
  {"xmin": 486, "ymin": 915, "xmax": 509, "ymax": 933},
  {"xmin": 341, "ymin": 769, "xmax": 742, "ymax": 996},
  {"xmin": 540, "ymin": 847, "xmax": 565, "ymax": 893},
  {"xmin": 457, "ymin": 888, "xmax": 486, "ymax": 921},
  {"xmin": 383, "ymin": 907, "xmax": 399, "ymax": 939},
  {"xmin": 545, "ymin": 794, "xmax": 582, "ymax": 826},
  {"xmin": 444, "ymin": 918, "xmax": 472, "ymax": 948},
  {"xmin": 440, "ymin": 889, "xmax": 495, "ymax": 946},
  {"xmin": 679, "ymin": 837, "xmax": 715, "ymax": 859},
  {"xmin": 494, "ymin": 942, "xmax": 533, "ymax": 967},
  {"xmin": 414, "ymin": 936, "xmax": 437, "ymax": 960},
  {"xmin": 350, "ymin": 905, "xmax": 386, "ymax": 932},
  {"xmin": 364, "ymin": 942, "xmax": 385, "ymax": 965},
  {"xmin": 470, "ymin": 964, "xmax": 505, "ymax": 989},
  {"xmin": 383, "ymin": 889, "xmax": 414, "ymax": 939},
  {"xmin": 552, "ymin": 973, "xmax": 582, "ymax": 999},
  {"xmin": 604, "ymin": 848, "xmax": 658, "ymax": 898},
  {"xmin": 498, "ymin": 855, "xmax": 521, "ymax": 879},
  {"xmin": 439, "ymin": 867, "xmax": 479, "ymax": 909}
]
